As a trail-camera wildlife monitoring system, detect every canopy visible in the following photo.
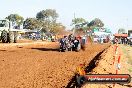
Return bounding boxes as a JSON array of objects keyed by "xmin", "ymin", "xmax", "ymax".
[{"xmin": 114, "ymin": 34, "xmax": 128, "ymax": 37}]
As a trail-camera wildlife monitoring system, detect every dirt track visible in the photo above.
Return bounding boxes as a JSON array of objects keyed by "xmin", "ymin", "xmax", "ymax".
[{"xmin": 0, "ymin": 41, "xmax": 109, "ymax": 88}]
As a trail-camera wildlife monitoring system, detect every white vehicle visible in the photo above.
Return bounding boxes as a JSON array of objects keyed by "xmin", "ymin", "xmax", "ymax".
[{"xmin": 0, "ymin": 19, "xmax": 22, "ymax": 43}]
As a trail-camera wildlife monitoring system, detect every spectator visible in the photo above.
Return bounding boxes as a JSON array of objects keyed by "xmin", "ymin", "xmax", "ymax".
[
  {"xmin": 125, "ymin": 38, "xmax": 128, "ymax": 44},
  {"xmin": 82, "ymin": 36, "xmax": 86, "ymax": 45},
  {"xmin": 121, "ymin": 37, "xmax": 124, "ymax": 44},
  {"xmin": 115, "ymin": 38, "xmax": 118, "ymax": 44},
  {"xmin": 130, "ymin": 38, "xmax": 132, "ymax": 46}
]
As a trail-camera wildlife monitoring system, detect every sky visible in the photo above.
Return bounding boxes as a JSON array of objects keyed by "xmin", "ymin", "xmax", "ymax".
[{"xmin": 1, "ymin": 0, "xmax": 132, "ymax": 33}]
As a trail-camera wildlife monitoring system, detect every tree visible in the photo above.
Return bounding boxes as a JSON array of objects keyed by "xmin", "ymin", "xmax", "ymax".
[
  {"xmin": 72, "ymin": 18, "xmax": 86, "ymax": 25},
  {"xmin": 71, "ymin": 17, "xmax": 87, "ymax": 34},
  {"xmin": 36, "ymin": 9, "xmax": 59, "ymax": 32},
  {"xmin": 23, "ymin": 18, "xmax": 42, "ymax": 30},
  {"xmin": 118, "ymin": 28, "xmax": 126, "ymax": 34},
  {"xmin": 6, "ymin": 14, "xmax": 24, "ymax": 27},
  {"xmin": 50, "ymin": 23, "xmax": 65, "ymax": 34},
  {"xmin": 36, "ymin": 9, "xmax": 58, "ymax": 22},
  {"xmin": 88, "ymin": 18, "xmax": 104, "ymax": 29}
]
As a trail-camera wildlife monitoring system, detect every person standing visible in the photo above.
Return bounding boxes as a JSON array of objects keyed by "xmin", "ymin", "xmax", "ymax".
[
  {"xmin": 115, "ymin": 38, "xmax": 118, "ymax": 44},
  {"xmin": 125, "ymin": 38, "xmax": 128, "ymax": 44},
  {"xmin": 82, "ymin": 36, "xmax": 86, "ymax": 45},
  {"xmin": 130, "ymin": 38, "xmax": 132, "ymax": 46},
  {"xmin": 121, "ymin": 37, "xmax": 124, "ymax": 44}
]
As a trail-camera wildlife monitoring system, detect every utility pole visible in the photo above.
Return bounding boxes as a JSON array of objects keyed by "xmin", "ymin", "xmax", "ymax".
[
  {"xmin": 73, "ymin": 13, "xmax": 76, "ymax": 36},
  {"xmin": 126, "ymin": 18, "xmax": 128, "ymax": 33}
]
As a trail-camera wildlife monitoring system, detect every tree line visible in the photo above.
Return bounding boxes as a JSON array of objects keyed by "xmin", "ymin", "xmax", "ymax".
[
  {"xmin": 5, "ymin": 9, "xmax": 66, "ymax": 34},
  {"xmin": 6, "ymin": 9, "xmax": 111, "ymax": 35},
  {"xmin": 72, "ymin": 17, "xmax": 104, "ymax": 31}
]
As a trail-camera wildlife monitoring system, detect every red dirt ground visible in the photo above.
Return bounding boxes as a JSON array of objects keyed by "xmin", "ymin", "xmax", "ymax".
[{"xmin": 0, "ymin": 41, "xmax": 109, "ymax": 88}]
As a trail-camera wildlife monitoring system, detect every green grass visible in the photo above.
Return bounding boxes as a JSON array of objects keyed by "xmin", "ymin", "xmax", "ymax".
[
  {"xmin": 128, "ymin": 58, "xmax": 132, "ymax": 65},
  {"xmin": 120, "ymin": 45, "xmax": 132, "ymax": 73},
  {"xmin": 121, "ymin": 45, "xmax": 132, "ymax": 65},
  {"xmin": 128, "ymin": 68, "xmax": 132, "ymax": 72}
]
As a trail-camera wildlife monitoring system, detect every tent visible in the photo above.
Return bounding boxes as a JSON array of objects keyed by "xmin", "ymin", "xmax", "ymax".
[{"xmin": 114, "ymin": 34, "xmax": 128, "ymax": 37}]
